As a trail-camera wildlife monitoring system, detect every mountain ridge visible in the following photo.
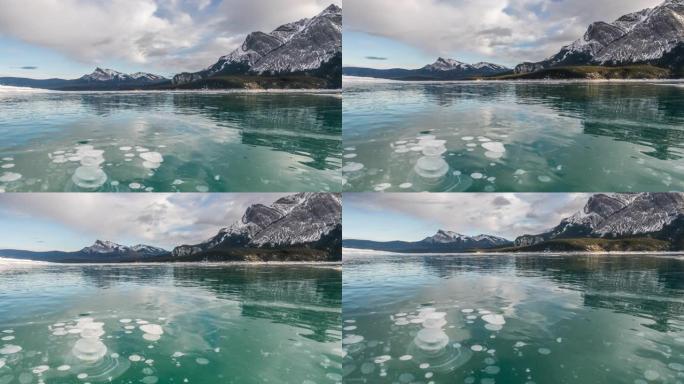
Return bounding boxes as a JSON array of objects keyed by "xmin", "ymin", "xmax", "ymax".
[
  {"xmin": 343, "ymin": 57, "xmax": 511, "ymax": 80},
  {"xmin": 515, "ymin": 0, "xmax": 684, "ymax": 74}
]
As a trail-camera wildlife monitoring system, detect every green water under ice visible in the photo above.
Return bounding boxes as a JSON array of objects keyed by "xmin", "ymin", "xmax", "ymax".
[{"xmin": 0, "ymin": 263, "xmax": 342, "ymax": 383}]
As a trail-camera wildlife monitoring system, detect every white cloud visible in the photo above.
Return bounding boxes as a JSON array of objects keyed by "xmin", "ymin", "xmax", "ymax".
[
  {"xmin": 0, "ymin": 0, "xmax": 339, "ymax": 74},
  {"xmin": 344, "ymin": 0, "xmax": 662, "ymax": 65},
  {"xmin": 345, "ymin": 193, "xmax": 589, "ymax": 239},
  {"xmin": 0, "ymin": 193, "xmax": 287, "ymax": 249}
]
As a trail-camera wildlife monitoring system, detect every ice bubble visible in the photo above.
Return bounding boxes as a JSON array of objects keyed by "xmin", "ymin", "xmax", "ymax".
[
  {"xmin": 482, "ymin": 314, "xmax": 505, "ymax": 325},
  {"xmin": 399, "ymin": 355, "xmax": 413, "ymax": 361},
  {"xmin": 195, "ymin": 358, "xmax": 209, "ymax": 365},
  {"xmin": 140, "ymin": 152, "xmax": 163, "ymax": 164},
  {"xmin": 129, "ymin": 183, "xmax": 142, "ymax": 190},
  {"xmin": 482, "ymin": 142, "xmax": 505, "ymax": 153},
  {"xmin": 2, "ymin": 158, "xmax": 12, "ymax": 161},
  {"xmin": 195, "ymin": 185, "xmax": 209, "ymax": 192},
  {"xmin": 484, "ymin": 365, "xmax": 500, "ymax": 375},
  {"xmin": 343, "ymin": 326, "xmax": 357, "ymax": 331},
  {"xmin": 172, "ymin": 352, "xmax": 184, "ymax": 358},
  {"xmin": 395, "ymin": 147, "xmax": 410, "ymax": 153},
  {"xmin": 461, "ymin": 309, "xmax": 474, "ymax": 313},
  {"xmin": 0, "ymin": 173, "xmax": 21, "ymax": 182},
  {"xmin": 644, "ymin": 370, "xmax": 659, "ymax": 381},
  {"xmin": 373, "ymin": 355, "xmax": 391, "ymax": 364},
  {"xmin": 0, "ymin": 345, "xmax": 22, "ymax": 354},
  {"xmin": 415, "ymin": 328, "xmax": 449, "ymax": 353},
  {"xmin": 129, "ymin": 354, "xmax": 142, "ymax": 362},
  {"xmin": 342, "ymin": 163, "xmax": 364, "ymax": 172},
  {"xmin": 513, "ymin": 169, "xmax": 527, "ymax": 176},
  {"xmin": 668, "ymin": 363, "xmax": 684, "ymax": 371},
  {"xmin": 72, "ymin": 166, "xmax": 107, "ymax": 189},
  {"xmin": 470, "ymin": 345, "xmax": 483, "ymax": 352},
  {"xmin": 56, "ymin": 364, "xmax": 70, "ymax": 372},
  {"xmin": 119, "ymin": 147, "xmax": 132, "ymax": 151},
  {"xmin": 394, "ymin": 318, "xmax": 410, "ymax": 326},
  {"xmin": 342, "ymin": 335, "xmax": 364, "ymax": 344},
  {"xmin": 484, "ymin": 151, "xmax": 504, "ymax": 159},
  {"xmin": 374, "ymin": 183, "xmax": 391, "ymax": 192},
  {"xmin": 556, "ymin": 337, "xmax": 562, "ymax": 343},
  {"xmin": 77, "ymin": 373, "xmax": 88, "ymax": 379},
  {"xmin": 466, "ymin": 143, "xmax": 477, "ymax": 147},
  {"xmin": 0, "ymin": 360, "xmax": 4, "ymax": 369},
  {"xmin": 52, "ymin": 328, "xmax": 67, "ymax": 336},
  {"xmin": 0, "ymin": 336, "xmax": 13, "ymax": 342},
  {"xmin": 72, "ymin": 338, "xmax": 107, "ymax": 362},
  {"xmin": 140, "ymin": 324, "xmax": 163, "ymax": 336},
  {"xmin": 537, "ymin": 348, "xmax": 551, "ymax": 355},
  {"xmin": 343, "ymin": 153, "xmax": 357, "ymax": 159},
  {"xmin": 0, "ymin": 164, "xmax": 14, "ymax": 169},
  {"xmin": 399, "ymin": 183, "xmax": 413, "ymax": 189},
  {"xmin": 136, "ymin": 147, "xmax": 149, "ymax": 152},
  {"xmin": 32, "ymin": 365, "xmax": 49, "ymax": 375},
  {"xmin": 143, "ymin": 334, "xmax": 161, "ymax": 342},
  {"xmin": 345, "ymin": 147, "xmax": 356, "ymax": 151},
  {"xmin": 172, "ymin": 179, "xmax": 184, "ymax": 186},
  {"xmin": 485, "ymin": 324, "xmax": 503, "ymax": 331},
  {"xmin": 125, "ymin": 153, "xmax": 135, "ymax": 158},
  {"xmin": 360, "ymin": 362, "xmax": 375, "ymax": 374},
  {"xmin": 415, "ymin": 156, "xmax": 449, "ymax": 178},
  {"xmin": 119, "ymin": 319, "xmax": 132, "ymax": 324},
  {"xmin": 461, "ymin": 136, "xmax": 474, "ymax": 141},
  {"xmin": 142, "ymin": 376, "xmax": 158, "ymax": 384},
  {"xmin": 538, "ymin": 176, "xmax": 552, "ymax": 183},
  {"xmin": 470, "ymin": 173, "xmax": 483, "ymax": 179}
]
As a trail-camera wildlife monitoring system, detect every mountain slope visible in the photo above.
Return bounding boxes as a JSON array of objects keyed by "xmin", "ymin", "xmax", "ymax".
[
  {"xmin": 0, "ymin": 240, "xmax": 169, "ymax": 263},
  {"xmin": 343, "ymin": 57, "xmax": 510, "ymax": 80},
  {"xmin": 0, "ymin": 68, "xmax": 168, "ymax": 91},
  {"xmin": 515, "ymin": 0, "xmax": 684, "ymax": 74},
  {"xmin": 172, "ymin": 4, "xmax": 341, "ymax": 88},
  {"xmin": 171, "ymin": 193, "xmax": 342, "ymax": 261},
  {"xmin": 343, "ymin": 229, "xmax": 512, "ymax": 253},
  {"xmin": 515, "ymin": 193, "xmax": 684, "ymax": 248}
]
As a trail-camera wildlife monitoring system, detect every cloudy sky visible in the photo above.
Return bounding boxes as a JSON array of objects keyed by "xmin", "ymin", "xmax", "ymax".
[
  {"xmin": 0, "ymin": 0, "xmax": 337, "ymax": 78},
  {"xmin": 344, "ymin": 193, "xmax": 590, "ymax": 241},
  {"xmin": 0, "ymin": 193, "xmax": 287, "ymax": 251},
  {"xmin": 343, "ymin": 0, "xmax": 663, "ymax": 68}
]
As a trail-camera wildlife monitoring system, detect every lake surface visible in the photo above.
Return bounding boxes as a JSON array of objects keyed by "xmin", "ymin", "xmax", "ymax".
[
  {"xmin": 0, "ymin": 262, "xmax": 342, "ymax": 383},
  {"xmin": 343, "ymin": 252, "xmax": 684, "ymax": 383},
  {"xmin": 0, "ymin": 91, "xmax": 342, "ymax": 192},
  {"xmin": 343, "ymin": 81, "xmax": 684, "ymax": 192}
]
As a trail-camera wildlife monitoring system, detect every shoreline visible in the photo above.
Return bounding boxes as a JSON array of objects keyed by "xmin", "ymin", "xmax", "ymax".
[
  {"xmin": 342, "ymin": 75, "xmax": 684, "ymax": 85},
  {"xmin": 0, "ymin": 85, "xmax": 342, "ymax": 95},
  {"xmin": 342, "ymin": 247, "xmax": 684, "ymax": 257},
  {"xmin": 0, "ymin": 257, "xmax": 342, "ymax": 267}
]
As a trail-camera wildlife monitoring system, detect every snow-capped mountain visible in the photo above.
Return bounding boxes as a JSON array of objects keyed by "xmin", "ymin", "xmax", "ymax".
[
  {"xmin": 172, "ymin": 193, "xmax": 342, "ymax": 260},
  {"xmin": 423, "ymin": 58, "xmax": 508, "ymax": 72},
  {"xmin": 80, "ymin": 68, "xmax": 166, "ymax": 82},
  {"xmin": 343, "ymin": 57, "xmax": 510, "ymax": 80},
  {"xmin": 515, "ymin": 193, "xmax": 684, "ymax": 246},
  {"xmin": 422, "ymin": 230, "xmax": 510, "ymax": 248},
  {"xmin": 344, "ymin": 230, "xmax": 512, "ymax": 253},
  {"xmin": 172, "ymin": 4, "xmax": 341, "ymax": 86},
  {"xmin": 81, "ymin": 240, "xmax": 168, "ymax": 257},
  {"xmin": 515, "ymin": 0, "xmax": 684, "ymax": 73}
]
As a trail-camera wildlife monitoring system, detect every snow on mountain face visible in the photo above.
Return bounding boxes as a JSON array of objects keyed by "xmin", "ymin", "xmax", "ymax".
[
  {"xmin": 515, "ymin": 193, "xmax": 684, "ymax": 246},
  {"xmin": 422, "ymin": 58, "xmax": 509, "ymax": 72},
  {"xmin": 173, "ymin": 4, "xmax": 341, "ymax": 84},
  {"xmin": 421, "ymin": 230, "xmax": 510, "ymax": 247},
  {"xmin": 515, "ymin": 0, "xmax": 684, "ymax": 73},
  {"xmin": 81, "ymin": 240, "xmax": 167, "ymax": 256},
  {"xmin": 80, "ymin": 68, "xmax": 166, "ymax": 82},
  {"xmin": 172, "ymin": 193, "xmax": 341, "ymax": 257}
]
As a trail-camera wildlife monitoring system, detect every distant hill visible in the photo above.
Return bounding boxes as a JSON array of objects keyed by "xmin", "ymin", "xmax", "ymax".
[
  {"xmin": 343, "ymin": 57, "xmax": 511, "ymax": 81},
  {"xmin": 343, "ymin": 230, "xmax": 512, "ymax": 253},
  {"xmin": 0, "ymin": 67, "xmax": 169, "ymax": 91}
]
